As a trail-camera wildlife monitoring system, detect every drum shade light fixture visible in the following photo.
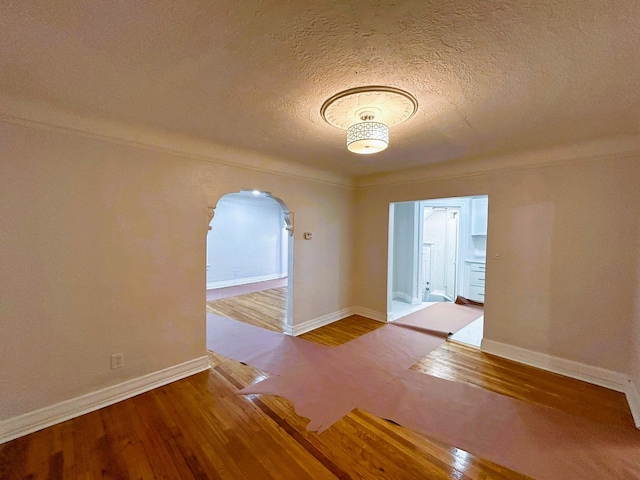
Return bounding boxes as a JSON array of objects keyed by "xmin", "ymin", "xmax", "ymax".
[{"xmin": 321, "ymin": 86, "xmax": 418, "ymax": 155}]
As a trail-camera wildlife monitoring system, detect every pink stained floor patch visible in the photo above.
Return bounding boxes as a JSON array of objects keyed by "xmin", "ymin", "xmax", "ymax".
[{"xmin": 361, "ymin": 370, "xmax": 640, "ymax": 480}]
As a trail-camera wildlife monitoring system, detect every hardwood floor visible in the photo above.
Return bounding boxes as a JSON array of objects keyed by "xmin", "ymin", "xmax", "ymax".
[
  {"xmin": 1, "ymin": 313, "xmax": 635, "ymax": 479},
  {"xmin": 206, "ymin": 287, "xmax": 287, "ymax": 332}
]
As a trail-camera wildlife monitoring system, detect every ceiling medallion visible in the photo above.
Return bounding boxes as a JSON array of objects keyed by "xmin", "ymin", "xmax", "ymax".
[{"xmin": 321, "ymin": 86, "xmax": 418, "ymax": 155}]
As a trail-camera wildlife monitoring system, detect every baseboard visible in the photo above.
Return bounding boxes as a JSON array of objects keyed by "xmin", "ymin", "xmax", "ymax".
[
  {"xmin": 0, "ymin": 356, "xmax": 210, "ymax": 445},
  {"xmin": 285, "ymin": 308, "xmax": 351, "ymax": 336},
  {"xmin": 392, "ymin": 292, "xmax": 421, "ymax": 305},
  {"xmin": 285, "ymin": 306, "xmax": 387, "ymax": 336},
  {"xmin": 626, "ymin": 380, "xmax": 640, "ymax": 428},
  {"xmin": 481, "ymin": 339, "xmax": 630, "ymax": 392},
  {"xmin": 348, "ymin": 306, "xmax": 387, "ymax": 323},
  {"xmin": 206, "ymin": 273, "xmax": 286, "ymax": 290}
]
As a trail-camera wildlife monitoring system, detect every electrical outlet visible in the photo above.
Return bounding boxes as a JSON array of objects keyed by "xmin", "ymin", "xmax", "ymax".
[{"xmin": 111, "ymin": 353, "xmax": 123, "ymax": 370}]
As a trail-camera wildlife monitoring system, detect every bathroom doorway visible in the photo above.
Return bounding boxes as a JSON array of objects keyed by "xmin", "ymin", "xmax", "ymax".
[{"xmin": 419, "ymin": 206, "xmax": 460, "ymax": 303}]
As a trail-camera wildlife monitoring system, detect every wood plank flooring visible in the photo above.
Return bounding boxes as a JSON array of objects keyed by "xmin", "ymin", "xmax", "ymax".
[
  {"xmin": 2, "ymin": 312, "xmax": 636, "ymax": 479},
  {"xmin": 206, "ymin": 287, "xmax": 287, "ymax": 332}
]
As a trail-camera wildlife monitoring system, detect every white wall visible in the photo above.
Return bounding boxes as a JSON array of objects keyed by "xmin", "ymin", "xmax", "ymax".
[
  {"xmin": 354, "ymin": 151, "xmax": 640, "ymax": 380},
  {"xmin": 206, "ymin": 193, "xmax": 287, "ymax": 288},
  {"xmin": 392, "ymin": 202, "xmax": 418, "ymax": 303},
  {"xmin": 0, "ymin": 121, "xmax": 353, "ymax": 427}
]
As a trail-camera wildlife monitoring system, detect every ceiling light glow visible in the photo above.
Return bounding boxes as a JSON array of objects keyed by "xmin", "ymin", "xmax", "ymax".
[
  {"xmin": 346, "ymin": 121, "xmax": 389, "ymax": 154},
  {"xmin": 321, "ymin": 86, "xmax": 417, "ymax": 155}
]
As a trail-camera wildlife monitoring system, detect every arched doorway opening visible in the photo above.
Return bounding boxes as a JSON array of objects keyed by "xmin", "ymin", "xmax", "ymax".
[{"xmin": 205, "ymin": 190, "xmax": 293, "ymax": 334}]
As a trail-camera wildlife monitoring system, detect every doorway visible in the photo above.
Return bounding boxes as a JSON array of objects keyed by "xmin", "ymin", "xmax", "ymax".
[
  {"xmin": 205, "ymin": 190, "xmax": 294, "ymax": 333},
  {"xmin": 387, "ymin": 195, "xmax": 488, "ymax": 347},
  {"xmin": 419, "ymin": 206, "xmax": 460, "ymax": 303}
]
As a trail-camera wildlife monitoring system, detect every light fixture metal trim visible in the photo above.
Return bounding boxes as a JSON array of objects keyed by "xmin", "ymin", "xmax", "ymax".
[{"xmin": 346, "ymin": 122, "xmax": 389, "ymax": 154}]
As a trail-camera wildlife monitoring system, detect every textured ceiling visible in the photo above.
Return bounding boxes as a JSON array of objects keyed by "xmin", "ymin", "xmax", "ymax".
[{"xmin": 1, "ymin": 1, "xmax": 638, "ymax": 176}]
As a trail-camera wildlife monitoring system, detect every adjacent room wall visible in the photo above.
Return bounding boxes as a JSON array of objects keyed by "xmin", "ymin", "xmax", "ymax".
[
  {"xmin": 392, "ymin": 202, "xmax": 419, "ymax": 304},
  {"xmin": 206, "ymin": 193, "xmax": 287, "ymax": 288},
  {"xmin": 354, "ymin": 151, "xmax": 640, "ymax": 380},
  {"xmin": 0, "ymin": 121, "xmax": 353, "ymax": 424}
]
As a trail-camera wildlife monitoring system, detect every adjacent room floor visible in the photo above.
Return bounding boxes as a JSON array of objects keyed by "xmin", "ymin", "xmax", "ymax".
[
  {"xmin": 206, "ymin": 277, "xmax": 287, "ymax": 302},
  {"xmin": 449, "ymin": 316, "xmax": 484, "ymax": 348},
  {"xmin": 206, "ymin": 278, "xmax": 288, "ymax": 332}
]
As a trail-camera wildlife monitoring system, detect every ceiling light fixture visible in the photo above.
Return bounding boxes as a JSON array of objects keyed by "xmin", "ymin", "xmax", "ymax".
[{"xmin": 321, "ymin": 86, "xmax": 418, "ymax": 155}]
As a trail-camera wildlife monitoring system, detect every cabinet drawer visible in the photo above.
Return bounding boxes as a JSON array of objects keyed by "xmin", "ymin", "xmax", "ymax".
[
  {"xmin": 468, "ymin": 285, "xmax": 485, "ymax": 302},
  {"xmin": 469, "ymin": 263, "xmax": 486, "ymax": 273},
  {"xmin": 469, "ymin": 270, "xmax": 486, "ymax": 286}
]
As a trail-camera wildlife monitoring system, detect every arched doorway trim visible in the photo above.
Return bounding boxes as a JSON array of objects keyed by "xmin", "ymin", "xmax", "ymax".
[{"xmin": 206, "ymin": 190, "xmax": 294, "ymax": 333}]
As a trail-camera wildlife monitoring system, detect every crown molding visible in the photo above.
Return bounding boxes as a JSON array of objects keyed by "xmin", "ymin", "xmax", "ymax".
[
  {"xmin": 4, "ymin": 96, "xmax": 637, "ymax": 192},
  {"xmin": 0, "ymin": 95, "xmax": 353, "ymax": 189},
  {"xmin": 355, "ymin": 135, "xmax": 640, "ymax": 189}
]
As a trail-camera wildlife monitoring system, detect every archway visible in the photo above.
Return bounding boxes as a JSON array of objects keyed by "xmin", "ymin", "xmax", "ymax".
[{"xmin": 206, "ymin": 190, "xmax": 294, "ymax": 333}]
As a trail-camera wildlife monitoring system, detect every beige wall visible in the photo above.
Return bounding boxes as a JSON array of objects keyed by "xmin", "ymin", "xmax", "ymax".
[
  {"xmin": 0, "ymin": 122, "xmax": 353, "ymax": 421},
  {"xmin": 1, "ymin": 116, "xmax": 637, "ymax": 426},
  {"xmin": 354, "ymin": 155, "xmax": 640, "ymax": 376}
]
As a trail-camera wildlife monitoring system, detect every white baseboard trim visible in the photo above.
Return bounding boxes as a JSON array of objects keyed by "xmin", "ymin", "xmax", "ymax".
[
  {"xmin": 285, "ymin": 308, "xmax": 353, "ymax": 336},
  {"xmin": 392, "ymin": 291, "xmax": 421, "ymax": 305},
  {"xmin": 0, "ymin": 356, "xmax": 210, "ymax": 445},
  {"xmin": 206, "ymin": 273, "xmax": 286, "ymax": 290},
  {"xmin": 481, "ymin": 339, "xmax": 640, "ymax": 430},
  {"xmin": 349, "ymin": 306, "xmax": 388, "ymax": 323},
  {"xmin": 481, "ymin": 339, "xmax": 630, "ymax": 392},
  {"xmin": 285, "ymin": 306, "xmax": 387, "ymax": 336},
  {"xmin": 626, "ymin": 380, "xmax": 640, "ymax": 428}
]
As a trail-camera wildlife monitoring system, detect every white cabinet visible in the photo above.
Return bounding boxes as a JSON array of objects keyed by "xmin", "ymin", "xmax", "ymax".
[
  {"xmin": 471, "ymin": 198, "xmax": 488, "ymax": 235},
  {"xmin": 464, "ymin": 261, "xmax": 486, "ymax": 302}
]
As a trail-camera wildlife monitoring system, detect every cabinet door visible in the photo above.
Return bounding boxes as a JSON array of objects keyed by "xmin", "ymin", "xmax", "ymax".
[{"xmin": 471, "ymin": 198, "xmax": 488, "ymax": 235}]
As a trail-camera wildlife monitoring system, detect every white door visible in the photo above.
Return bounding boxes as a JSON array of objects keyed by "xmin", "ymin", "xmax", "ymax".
[{"xmin": 422, "ymin": 207, "xmax": 460, "ymax": 301}]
